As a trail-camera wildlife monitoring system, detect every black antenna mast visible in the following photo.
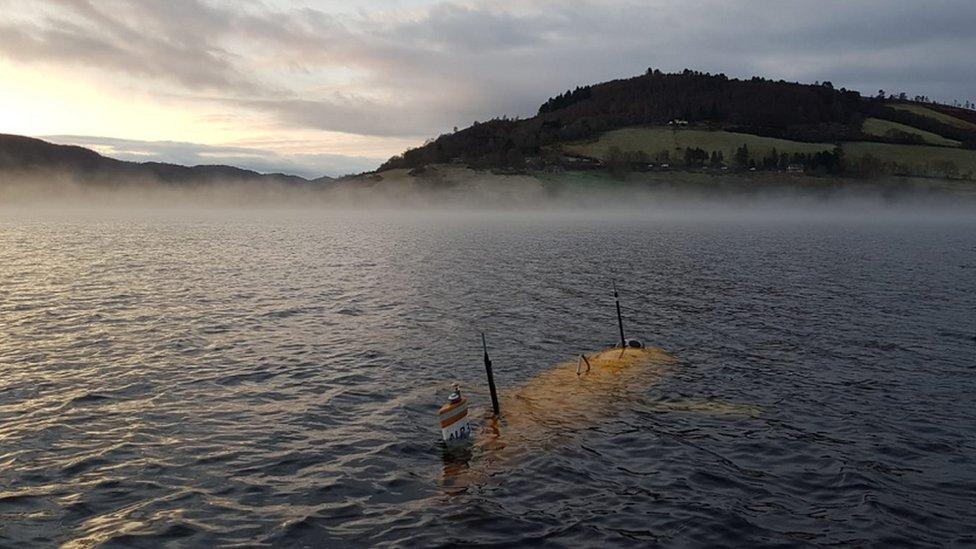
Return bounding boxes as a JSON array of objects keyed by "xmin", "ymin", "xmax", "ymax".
[
  {"xmin": 613, "ymin": 280, "xmax": 626, "ymax": 348},
  {"xmin": 482, "ymin": 332, "xmax": 500, "ymax": 415}
]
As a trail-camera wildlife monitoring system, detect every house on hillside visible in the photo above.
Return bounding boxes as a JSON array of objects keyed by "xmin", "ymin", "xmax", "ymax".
[
  {"xmin": 786, "ymin": 163, "xmax": 804, "ymax": 174},
  {"xmin": 668, "ymin": 119, "xmax": 689, "ymax": 127},
  {"xmin": 560, "ymin": 155, "xmax": 603, "ymax": 170}
]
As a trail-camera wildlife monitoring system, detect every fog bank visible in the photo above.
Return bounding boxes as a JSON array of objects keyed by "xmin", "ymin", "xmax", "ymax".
[{"xmin": 2, "ymin": 168, "xmax": 975, "ymax": 226}]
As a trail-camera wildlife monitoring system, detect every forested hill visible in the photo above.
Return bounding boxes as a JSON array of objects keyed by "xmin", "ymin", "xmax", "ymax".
[
  {"xmin": 380, "ymin": 69, "xmax": 976, "ymax": 174},
  {"xmin": 0, "ymin": 134, "xmax": 332, "ymax": 186}
]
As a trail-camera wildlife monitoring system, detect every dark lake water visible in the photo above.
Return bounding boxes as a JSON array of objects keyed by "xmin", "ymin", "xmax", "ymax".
[{"xmin": 1, "ymin": 206, "xmax": 974, "ymax": 547}]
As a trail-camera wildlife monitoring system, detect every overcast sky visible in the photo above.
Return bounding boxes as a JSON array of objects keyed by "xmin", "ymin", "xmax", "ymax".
[{"xmin": 1, "ymin": 0, "xmax": 974, "ymax": 177}]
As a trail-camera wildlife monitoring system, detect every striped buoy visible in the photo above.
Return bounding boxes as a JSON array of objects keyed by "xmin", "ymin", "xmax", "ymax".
[{"xmin": 439, "ymin": 383, "xmax": 471, "ymax": 444}]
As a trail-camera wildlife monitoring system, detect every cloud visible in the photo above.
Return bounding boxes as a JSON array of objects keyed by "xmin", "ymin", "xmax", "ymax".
[
  {"xmin": 4, "ymin": 0, "xmax": 976, "ymax": 166},
  {"xmin": 240, "ymin": 0, "xmax": 976, "ymax": 135},
  {"xmin": 42, "ymin": 135, "xmax": 382, "ymax": 178},
  {"xmin": 239, "ymin": 97, "xmax": 440, "ymax": 138},
  {"xmin": 0, "ymin": 0, "xmax": 260, "ymax": 92}
]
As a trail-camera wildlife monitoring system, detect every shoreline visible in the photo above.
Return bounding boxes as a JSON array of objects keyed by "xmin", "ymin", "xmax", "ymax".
[
  {"xmin": 343, "ymin": 164, "xmax": 976, "ymax": 197},
  {"xmin": 3, "ymin": 164, "xmax": 976, "ymax": 209}
]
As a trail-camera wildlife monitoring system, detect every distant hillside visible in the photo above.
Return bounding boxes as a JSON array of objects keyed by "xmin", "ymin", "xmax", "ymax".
[
  {"xmin": 381, "ymin": 69, "xmax": 976, "ymax": 181},
  {"xmin": 0, "ymin": 134, "xmax": 332, "ymax": 186}
]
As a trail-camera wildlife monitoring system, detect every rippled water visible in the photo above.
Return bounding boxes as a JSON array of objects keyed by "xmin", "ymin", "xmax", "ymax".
[{"xmin": 1, "ymin": 207, "xmax": 974, "ymax": 547}]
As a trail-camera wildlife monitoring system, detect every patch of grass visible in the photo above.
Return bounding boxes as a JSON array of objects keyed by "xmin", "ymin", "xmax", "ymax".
[
  {"xmin": 888, "ymin": 103, "xmax": 976, "ymax": 132},
  {"xmin": 563, "ymin": 127, "xmax": 833, "ymax": 164},
  {"xmin": 535, "ymin": 170, "xmax": 625, "ymax": 190},
  {"xmin": 842, "ymin": 141, "xmax": 976, "ymax": 179},
  {"xmin": 862, "ymin": 118, "xmax": 960, "ymax": 147},
  {"xmin": 561, "ymin": 125, "xmax": 976, "ymax": 180}
]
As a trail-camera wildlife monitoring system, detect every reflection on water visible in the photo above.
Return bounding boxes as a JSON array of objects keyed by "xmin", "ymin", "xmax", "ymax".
[{"xmin": 1, "ymin": 208, "xmax": 975, "ymax": 547}]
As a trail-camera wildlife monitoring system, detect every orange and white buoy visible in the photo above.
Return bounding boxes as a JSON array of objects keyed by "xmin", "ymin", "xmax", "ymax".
[{"xmin": 439, "ymin": 383, "xmax": 471, "ymax": 444}]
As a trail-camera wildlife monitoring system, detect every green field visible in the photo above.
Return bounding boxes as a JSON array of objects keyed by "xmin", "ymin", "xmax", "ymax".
[
  {"xmin": 563, "ymin": 127, "xmax": 833, "ymax": 164},
  {"xmin": 862, "ymin": 118, "xmax": 960, "ymax": 147},
  {"xmin": 888, "ymin": 103, "xmax": 976, "ymax": 132},
  {"xmin": 563, "ymin": 125, "xmax": 976, "ymax": 180},
  {"xmin": 842, "ymin": 141, "xmax": 976, "ymax": 178}
]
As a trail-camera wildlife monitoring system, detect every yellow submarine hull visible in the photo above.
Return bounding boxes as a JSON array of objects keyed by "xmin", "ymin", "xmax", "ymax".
[{"xmin": 441, "ymin": 346, "xmax": 678, "ymax": 488}]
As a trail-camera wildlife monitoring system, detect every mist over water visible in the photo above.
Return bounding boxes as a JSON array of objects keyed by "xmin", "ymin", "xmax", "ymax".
[
  {"xmin": 3, "ymin": 170, "xmax": 976, "ymax": 215},
  {"xmin": 1, "ymin": 201, "xmax": 975, "ymax": 546}
]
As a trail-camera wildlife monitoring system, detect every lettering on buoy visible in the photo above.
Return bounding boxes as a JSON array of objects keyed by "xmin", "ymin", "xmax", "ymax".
[{"xmin": 439, "ymin": 383, "xmax": 471, "ymax": 444}]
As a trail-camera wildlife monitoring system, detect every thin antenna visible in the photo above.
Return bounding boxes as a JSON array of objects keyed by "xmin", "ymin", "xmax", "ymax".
[
  {"xmin": 613, "ymin": 280, "xmax": 626, "ymax": 348},
  {"xmin": 576, "ymin": 354, "xmax": 592, "ymax": 376},
  {"xmin": 482, "ymin": 332, "xmax": 500, "ymax": 416}
]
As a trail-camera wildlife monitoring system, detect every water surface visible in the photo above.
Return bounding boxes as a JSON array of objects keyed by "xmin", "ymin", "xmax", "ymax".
[{"xmin": 1, "ymin": 207, "xmax": 974, "ymax": 547}]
